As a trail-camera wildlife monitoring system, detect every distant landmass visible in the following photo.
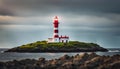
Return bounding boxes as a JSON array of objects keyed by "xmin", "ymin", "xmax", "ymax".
[{"xmin": 5, "ymin": 41, "xmax": 108, "ymax": 52}]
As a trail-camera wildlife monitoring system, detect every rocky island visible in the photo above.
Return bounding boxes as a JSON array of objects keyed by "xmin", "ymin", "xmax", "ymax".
[
  {"xmin": 0, "ymin": 53, "xmax": 120, "ymax": 69},
  {"xmin": 5, "ymin": 16, "xmax": 108, "ymax": 53},
  {"xmin": 5, "ymin": 41, "xmax": 108, "ymax": 52}
]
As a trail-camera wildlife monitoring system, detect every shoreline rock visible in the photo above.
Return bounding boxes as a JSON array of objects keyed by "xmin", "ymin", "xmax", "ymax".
[
  {"xmin": 0, "ymin": 53, "xmax": 120, "ymax": 69},
  {"xmin": 5, "ymin": 48, "xmax": 108, "ymax": 53}
]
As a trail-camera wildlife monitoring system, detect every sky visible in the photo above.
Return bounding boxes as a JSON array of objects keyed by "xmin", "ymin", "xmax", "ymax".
[{"xmin": 0, "ymin": 0, "xmax": 120, "ymax": 48}]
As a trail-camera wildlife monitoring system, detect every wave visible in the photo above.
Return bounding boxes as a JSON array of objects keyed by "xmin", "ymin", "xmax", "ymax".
[
  {"xmin": 108, "ymin": 50, "xmax": 120, "ymax": 52},
  {"xmin": 0, "ymin": 51, "xmax": 4, "ymax": 53}
]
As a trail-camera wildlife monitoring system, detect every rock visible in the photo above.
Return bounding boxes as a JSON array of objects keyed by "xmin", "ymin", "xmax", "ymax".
[
  {"xmin": 59, "ymin": 54, "xmax": 70, "ymax": 60},
  {"xmin": 0, "ymin": 62, "xmax": 5, "ymax": 69},
  {"xmin": 0, "ymin": 53, "xmax": 120, "ymax": 69},
  {"xmin": 110, "ymin": 61, "xmax": 120, "ymax": 69},
  {"xmin": 38, "ymin": 57, "xmax": 45, "ymax": 62}
]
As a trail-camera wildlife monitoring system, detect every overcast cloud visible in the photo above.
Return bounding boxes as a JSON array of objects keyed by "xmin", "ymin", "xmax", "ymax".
[{"xmin": 0, "ymin": 0, "xmax": 120, "ymax": 48}]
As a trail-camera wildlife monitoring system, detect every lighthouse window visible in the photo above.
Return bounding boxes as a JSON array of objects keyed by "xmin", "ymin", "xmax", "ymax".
[
  {"xmin": 66, "ymin": 40, "xmax": 68, "ymax": 43},
  {"xmin": 62, "ymin": 40, "xmax": 64, "ymax": 43}
]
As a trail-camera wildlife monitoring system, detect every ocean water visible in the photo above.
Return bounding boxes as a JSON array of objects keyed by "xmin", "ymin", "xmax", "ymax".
[{"xmin": 0, "ymin": 48, "xmax": 120, "ymax": 62}]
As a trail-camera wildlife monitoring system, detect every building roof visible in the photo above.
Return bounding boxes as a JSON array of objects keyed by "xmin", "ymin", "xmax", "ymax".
[{"xmin": 59, "ymin": 35, "xmax": 69, "ymax": 39}]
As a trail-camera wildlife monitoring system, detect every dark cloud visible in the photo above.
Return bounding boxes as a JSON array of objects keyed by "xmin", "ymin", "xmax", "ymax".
[
  {"xmin": 1, "ymin": 0, "xmax": 120, "ymax": 16},
  {"xmin": 0, "ymin": 7, "xmax": 14, "ymax": 16}
]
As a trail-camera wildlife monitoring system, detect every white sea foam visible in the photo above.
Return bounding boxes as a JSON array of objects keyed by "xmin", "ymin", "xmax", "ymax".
[
  {"xmin": 109, "ymin": 50, "xmax": 120, "ymax": 52},
  {"xmin": 0, "ymin": 51, "xmax": 4, "ymax": 53}
]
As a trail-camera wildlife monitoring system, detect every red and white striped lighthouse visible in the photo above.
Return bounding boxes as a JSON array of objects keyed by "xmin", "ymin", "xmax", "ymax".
[
  {"xmin": 53, "ymin": 16, "xmax": 59, "ymax": 42},
  {"xmin": 47, "ymin": 16, "xmax": 69, "ymax": 43}
]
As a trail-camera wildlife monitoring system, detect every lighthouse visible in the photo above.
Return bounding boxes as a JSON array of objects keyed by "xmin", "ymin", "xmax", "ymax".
[
  {"xmin": 48, "ymin": 16, "xmax": 69, "ymax": 43},
  {"xmin": 53, "ymin": 16, "xmax": 59, "ymax": 42}
]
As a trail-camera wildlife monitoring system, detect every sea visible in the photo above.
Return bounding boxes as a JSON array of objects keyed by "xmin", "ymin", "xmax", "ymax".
[{"xmin": 0, "ymin": 48, "xmax": 120, "ymax": 62}]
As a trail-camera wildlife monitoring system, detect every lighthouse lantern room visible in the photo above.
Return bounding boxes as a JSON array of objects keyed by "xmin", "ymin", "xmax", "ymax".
[{"xmin": 48, "ymin": 16, "xmax": 69, "ymax": 43}]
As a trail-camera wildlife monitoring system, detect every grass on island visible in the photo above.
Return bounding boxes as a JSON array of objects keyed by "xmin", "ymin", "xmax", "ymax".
[{"xmin": 19, "ymin": 41, "xmax": 100, "ymax": 49}]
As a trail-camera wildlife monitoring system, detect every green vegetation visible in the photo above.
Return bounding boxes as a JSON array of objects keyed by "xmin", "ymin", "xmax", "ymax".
[
  {"xmin": 19, "ymin": 41, "xmax": 100, "ymax": 49},
  {"xmin": 6, "ymin": 40, "xmax": 108, "ymax": 52}
]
